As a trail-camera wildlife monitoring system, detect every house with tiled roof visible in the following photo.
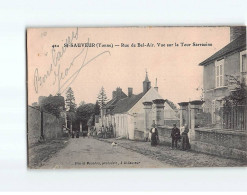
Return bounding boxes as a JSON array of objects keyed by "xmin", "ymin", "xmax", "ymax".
[
  {"xmin": 100, "ymin": 72, "xmax": 178, "ymax": 140},
  {"xmin": 100, "ymin": 87, "xmax": 127, "ymax": 127},
  {"xmin": 104, "ymin": 87, "xmax": 127, "ymax": 114},
  {"xmin": 199, "ymin": 26, "xmax": 246, "ymax": 125}
]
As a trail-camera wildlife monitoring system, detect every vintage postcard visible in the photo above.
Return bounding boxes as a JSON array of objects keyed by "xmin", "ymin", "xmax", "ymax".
[{"xmin": 27, "ymin": 26, "xmax": 247, "ymax": 169}]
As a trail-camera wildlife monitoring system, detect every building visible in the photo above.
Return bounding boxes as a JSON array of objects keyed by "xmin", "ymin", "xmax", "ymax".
[
  {"xmin": 175, "ymin": 27, "xmax": 247, "ymax": 160},
  {"xmin": 100, "ymin": 87, "xmax": 127, "ymax": 130},
  {"xmin": 199, "ymin": 26, "xmax": 246, "ymax": 125},
  {"xmin": 99, "ymin": 72, "xmax": 178, "ymax": 140}
]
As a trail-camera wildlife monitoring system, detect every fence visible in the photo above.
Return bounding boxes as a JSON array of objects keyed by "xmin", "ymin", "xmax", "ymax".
[{"xmin": 222, "ymin": 105, "xmax": 247, "ymax": 131}]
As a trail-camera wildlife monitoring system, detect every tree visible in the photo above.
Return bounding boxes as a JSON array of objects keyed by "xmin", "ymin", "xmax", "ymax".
[
  {"xmin": 39, "ymin": 94, "xmax": 65, "ymax": 117},
  {"xmin": 94, "ymin": 100, "xmax": 100, "ymax": 115},
  {"xmin": 97, "ymin": 86, "xmax": 108, "ymax": 109},
  {"xmin": 65, "ymin": 87, "xmax": 77, "ymax": 129},
  {"xmin": 76, "ymin": 103, "xmax": 95, "ymax": 129},
  {"xmin": 65, "ymin": 87, "xmax": 77, "ymax": 112},
  {"xmin": 87, "ymin": 115, "xmax": 95, "ymax": 127},
  {"xmin": 223, "ymin": 75, "xmax": 247, "ymax": 106},
  {"xmin": 79, "ymin": 101, "xmax": 86, "ymax": 106},
  {"xmin": 219, "ymin": 75, "xmax": 247, "ymax": 129}
]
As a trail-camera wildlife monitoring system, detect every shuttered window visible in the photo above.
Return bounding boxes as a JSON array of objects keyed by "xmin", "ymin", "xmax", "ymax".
[{"xmin": 215, "ymin": 59, "xmax": 224, "ymax": 88}]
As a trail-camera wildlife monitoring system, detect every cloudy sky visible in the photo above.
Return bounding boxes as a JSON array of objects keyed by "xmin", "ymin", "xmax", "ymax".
[{"xmin": 27, "ymin": 27, "xmax": 230, "ymax": 106}]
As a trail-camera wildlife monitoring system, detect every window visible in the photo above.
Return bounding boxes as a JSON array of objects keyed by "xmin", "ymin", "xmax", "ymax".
[
  {"xmin": 240, "ymin": 50, "xmax": 247, "ymax": 84},
  {"xmin": 215, "ymin": 59, "xmax": 224, "ymax": 88},
  {"xmin": 240, "ymin": 50, "xmax": 247, "ymax": 73}
]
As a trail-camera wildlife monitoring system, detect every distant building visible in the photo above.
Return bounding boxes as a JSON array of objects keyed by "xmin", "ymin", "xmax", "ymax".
[
  {"xmin": 99, "ymin": 72, "xmax": 178, "ymax": 140},
  {"xmin": 199, "ymin": 26, "xmax": 246, "ymax": 124}
]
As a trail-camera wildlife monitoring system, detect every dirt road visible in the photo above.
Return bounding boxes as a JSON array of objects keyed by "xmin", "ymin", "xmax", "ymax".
[{"xmin": 41, "ymin": 137, "xmax": 168, "ymax": 168}]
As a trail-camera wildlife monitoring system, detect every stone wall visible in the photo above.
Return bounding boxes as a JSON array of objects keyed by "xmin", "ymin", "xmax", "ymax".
[
  {"xmin": 134, "ymin": 130, "xmax": 144, "ymax": 141},
  {"xmin": 164, "ymin": 119, "xmax": 180, "ymax": 128},
  {"xmin": 192, "ymin": 128, "xmax": 247, "ymax": 160},
  {"xmin": 157, "ymin": 125, "xmax": 247, "ymax": 160},
  {"xmin": 157, "ymin": 126, "xmax": 173, "ymax": 146},
  {"xmin": 43, "ymin": 112, "xmax": 64, "ymax": 140},
  {"xmin": 28, "ymin": 106, "xmax": 64, "ymax": 146},
  {"xmin": 27, "ymin": 106, "xmax": 41, "ymax": 146}
]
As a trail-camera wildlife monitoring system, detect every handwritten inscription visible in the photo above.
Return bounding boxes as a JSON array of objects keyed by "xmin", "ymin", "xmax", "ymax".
[
  {"xmin": 34, "ymin": 28, "xmax": 111, "ymax": 95},
  {"xmin": 33, "ymin": 28, "xmax": 212, "ymax": 95}
]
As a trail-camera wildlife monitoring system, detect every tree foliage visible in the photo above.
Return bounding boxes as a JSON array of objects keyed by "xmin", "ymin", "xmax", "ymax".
[
  {"xmin": 39, "ymin": 94, "xmax": 65, "ymax": 117},
  {"xmin": 219, "ymin": 75, "xmax": 247, "ymax": 119},
  {"xmin": 79, "ymin": 101, "xmax": 86, "ymax": 106},
  {"xmin": 76, "ymin": 103, "xmax": 95, "ymax": 128},
  {"xmin": 97, "ymin": 87, "xmax": 108, "ymax": 109},
  {"xmin": 223, "ymin": 75, "xmax": 247, "ymax": 107},
  {"xmin": 94, "ymin": 100, "xmax": 100, "ymax": 115},
  {"xmin": 87, "ymin": 115, "xmax": 95, "ymax": 127},
  {"xmin": 65, "ymin": 87, "xmax": 77, "ymax": 112}
]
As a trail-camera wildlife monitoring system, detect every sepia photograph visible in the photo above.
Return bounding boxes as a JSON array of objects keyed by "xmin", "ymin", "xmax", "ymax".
[
  {"xmin": 1, "ymin": 0, "xmax": 247, "ymax": 192},
  {"xmin": 27, "ymin": 26, "xmax": 247, "ymax": 169}
]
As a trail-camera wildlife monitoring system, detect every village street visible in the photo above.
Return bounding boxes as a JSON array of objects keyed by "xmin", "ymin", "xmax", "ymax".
[
  {"xmin": 98, "ymin": 138, "xmax": 247, "ymax": 167},
  {"xmin": 40, "ymin": 137, "xmax": 246, "ymax": 168},
  {"xmin": 40, "ymin": 137, "xmax": 167, "ymax": 168}
]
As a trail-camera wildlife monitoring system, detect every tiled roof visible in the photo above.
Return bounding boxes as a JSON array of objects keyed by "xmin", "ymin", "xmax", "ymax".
[
  {"xmin": 104, "ymin": 91, "xmax": 127, "ymax": 112},
  {"xmin": 199, "ymin": 33, "xmax": 246, "ymax": 66},
  {"xmin": 105, "ymin": 98, "xmax": 118, "ymax": 109},
  {"xmin": 112, "ymin": 92, "xmax": 145, "ymax": 114}
]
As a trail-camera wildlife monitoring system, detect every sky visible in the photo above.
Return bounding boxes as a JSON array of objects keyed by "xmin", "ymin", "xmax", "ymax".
[{"xmin": 27, "ymin": 27, "xmax": 230, "ymax": 106}]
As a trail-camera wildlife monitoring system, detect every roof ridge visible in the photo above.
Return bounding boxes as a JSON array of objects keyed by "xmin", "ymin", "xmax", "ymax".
[
  {"xmin": 199, "ymin": 33, "xmax": 246, "ymax": 66},
  {"xmin": 112, "ymin": 92, "xmax": 146, "ymax": 114}
]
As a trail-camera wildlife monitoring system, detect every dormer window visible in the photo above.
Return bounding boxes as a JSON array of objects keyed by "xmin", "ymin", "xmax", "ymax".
[{"xmin": 215, "ymin": 59, "xmax": 224, "ymax": 88}]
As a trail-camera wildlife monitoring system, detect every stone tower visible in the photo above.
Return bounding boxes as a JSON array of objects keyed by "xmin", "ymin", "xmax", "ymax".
[{"xmin": 143, "ymin": 71, "xmax": 151, "ymax": 93}]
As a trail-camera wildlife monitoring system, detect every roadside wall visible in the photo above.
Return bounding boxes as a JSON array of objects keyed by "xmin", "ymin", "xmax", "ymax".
[
  {"xmin": 157, "ymin": 127, "xmax": 173, "ymax": 146},
  {"xmin": 28, "ymin": 106, "xmax": 64, "ymax": 146},
  {"xmin": 192, "ymin": 128, "xmax": 247, "ymax": 160},
  {"xmin": 164, "ymin": 119, "xmax": 180, "ymax": 127},
  {"xmin": 28, "ymin": 106, "xmax": 41, "ymax": 146},
  {"xmin": 157, "ymin": 126, "xmax": 247, "ymax": 160}
]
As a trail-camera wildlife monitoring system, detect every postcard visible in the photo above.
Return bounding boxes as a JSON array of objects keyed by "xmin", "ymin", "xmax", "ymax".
[{"xmin": 27, "ymin": 26, "xmax": 247, "ymax": 168}]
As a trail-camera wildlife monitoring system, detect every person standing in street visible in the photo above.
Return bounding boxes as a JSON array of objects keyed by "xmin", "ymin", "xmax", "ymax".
[
  {"xmin": 181, "ymin": 124, "xmax": 191, "ymax": 150},
  {"xmin": 102, "ymin": 125, "xmax": 105, "ymax": 139},
  {"xmin": 171, "ymin": 123, "xmax": 180, "ymax": 149},
  {"xmin": 150, "ymin": 124, "xmax": 159, "ymax": 146}
]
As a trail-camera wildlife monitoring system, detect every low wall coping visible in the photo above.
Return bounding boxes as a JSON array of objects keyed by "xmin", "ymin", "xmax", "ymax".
[
  {"xmin": 178, "ymin": 102, "xmax": 189, "ymax": 106},
  {"xmin": 195, "ymin": 128, "xmax": 247, "ymax": 136},
  {"xmin": 134, "ymin": 129, "xmax": 144, "ymax": 132},
  {"xmin": 157, "ymin": 126, "xmax": 172, "ymax": 130}
]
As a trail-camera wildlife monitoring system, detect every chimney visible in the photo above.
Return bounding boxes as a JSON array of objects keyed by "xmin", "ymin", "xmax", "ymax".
[
  {"xmin": 112, "ymin": 91, "xmax": 117, "ymax": 99},
  {"xmin": 154, "ymin": 78, "xmax": 158, "ymax": 92},
  {"xmin": 116, "ymin": 87, "xmax": 123, "ymax": 98},
  {"xmin": 230, "ymin": 26, "xmax": 246, "ymax": 42},
  {"xmin": 128, "ymin": 87, "xmax": 133, "ymax": 97}
]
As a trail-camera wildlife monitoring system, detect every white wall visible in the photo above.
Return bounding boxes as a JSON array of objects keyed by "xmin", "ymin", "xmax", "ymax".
[
  {"xmin": 129, "ymin": 87, "xmax": 163, "ymax": 115},
  {"xmin": 115, "ymin": 114, "xmax": 128, "ymax": 138},
  {"xmin": 113, "ymin": 88, "xmax": 178, "ymax": 139}
]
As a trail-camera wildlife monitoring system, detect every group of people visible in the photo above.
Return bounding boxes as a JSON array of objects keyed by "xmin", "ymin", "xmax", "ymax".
[
  {"xmin": 96, "ymin": 125, "xmax": 114, "ymax": 139},
  {"xmin": 62, "ymin": 125, "xmax": 89, "ymax": 139},
  {"xmin": 149, "ymin": 123, "xmax": 191, "ymax": 151}
]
